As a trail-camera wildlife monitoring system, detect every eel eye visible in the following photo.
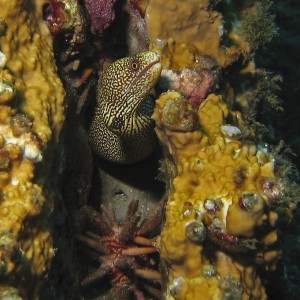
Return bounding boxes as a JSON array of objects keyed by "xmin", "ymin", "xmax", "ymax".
[
  {"xmin": 130, "ymin": 59, "xmax": 140, "ymax": 71},
  {"xmin": 110, "ymin": 116, "xmax": 124, "ymax": 131}
]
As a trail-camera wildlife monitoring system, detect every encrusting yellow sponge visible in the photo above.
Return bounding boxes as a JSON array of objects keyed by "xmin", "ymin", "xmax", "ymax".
[{"xmin": 153, "ymin": 91, "xmax": 290, "ymax": 299}]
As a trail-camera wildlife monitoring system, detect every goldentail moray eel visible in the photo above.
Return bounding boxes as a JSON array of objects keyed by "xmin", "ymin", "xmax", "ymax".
[{"xmin": 89, "ymin": 51, "xmax": 162, "ymax": 164}]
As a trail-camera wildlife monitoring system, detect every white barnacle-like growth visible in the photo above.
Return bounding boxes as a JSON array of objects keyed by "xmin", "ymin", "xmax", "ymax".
[
  {"xmin": 221, "ymin": 125, "xmax": 242, "ymax": 141},
  {"xmin": 0, "ymin": 122, "xmax": 42, "ymax": 163}
]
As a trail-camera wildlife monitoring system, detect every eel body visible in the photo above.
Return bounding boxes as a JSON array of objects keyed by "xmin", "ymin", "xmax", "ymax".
[{"xmin": 89, "ymin": 52, "xmax": 162, "ymax": 164}]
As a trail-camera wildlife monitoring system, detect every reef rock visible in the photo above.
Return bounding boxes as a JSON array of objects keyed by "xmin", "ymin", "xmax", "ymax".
[{"xmin": 0, "ymin": 0, "xmax": 65, "ymax": 298}]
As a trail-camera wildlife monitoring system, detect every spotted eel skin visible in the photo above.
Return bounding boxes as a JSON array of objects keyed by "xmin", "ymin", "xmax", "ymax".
[{"xmin": 89, "ymin": 52, "xmax": 162, "ymax": 164}]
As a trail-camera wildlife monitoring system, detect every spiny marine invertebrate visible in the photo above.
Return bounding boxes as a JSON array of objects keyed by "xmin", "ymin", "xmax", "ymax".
[
  {"xmin": 89, "ymin": 51, "xmax": 162, "ymax": 164},
  {"xmin": 76, "ymin": 199, "xmax": 165, "ymax": 299}
]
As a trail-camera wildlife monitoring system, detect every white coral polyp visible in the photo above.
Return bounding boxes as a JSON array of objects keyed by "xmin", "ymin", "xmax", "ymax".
[
  {"xmin": 23, "ymin": 144, "xmax": 42, "ymax": 162},
  {"xmin": 0, "ymin": 51, "xmax": 7, "ymax": 69},
  {"xmin": 0, "ymin": 124, "xmax": 42, "ymax": 162}
]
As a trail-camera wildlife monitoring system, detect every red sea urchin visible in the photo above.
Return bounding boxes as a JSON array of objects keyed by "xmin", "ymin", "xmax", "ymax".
[{"xmin": 76, "ymin": 199, "xmax": 165, "ymax": 299}]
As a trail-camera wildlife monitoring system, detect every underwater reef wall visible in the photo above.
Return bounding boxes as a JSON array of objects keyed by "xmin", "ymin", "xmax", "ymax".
[
  {"xmin": 147, "ymin": 0, "xmax": 298, "ymax": 299},
  {"xmin": 0, "ymin": 0, "xmax": 65, "ymax": 298},
  {"xmin": 0, "ymin": 0, "xmax": 299, "ymax": 299}
]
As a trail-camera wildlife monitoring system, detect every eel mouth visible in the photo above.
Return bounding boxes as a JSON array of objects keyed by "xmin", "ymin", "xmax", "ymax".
[
  {"xmin": 132, "ymin": 59, "xmax": 162, "ymax": 115},
  {"xmin": 128, "ymin": 52, "xmax": 162, "ymax": 96},
  {"xmin": 114, "ymin": 52, "xmax": 162, "ymax": 120}
]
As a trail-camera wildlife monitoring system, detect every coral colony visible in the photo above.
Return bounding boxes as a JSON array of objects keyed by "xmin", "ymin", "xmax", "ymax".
[{"xmin": 0, "ymin": 2, "xmax": 65, "ymax": 298}]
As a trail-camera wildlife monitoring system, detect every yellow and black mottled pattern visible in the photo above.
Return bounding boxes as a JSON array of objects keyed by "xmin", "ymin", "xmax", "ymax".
[{"xmin": 89, "ymin": 52, "xmax": 162, "ymax": 164}]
